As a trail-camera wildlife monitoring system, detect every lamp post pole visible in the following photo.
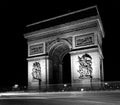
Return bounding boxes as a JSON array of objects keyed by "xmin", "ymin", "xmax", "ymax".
[
  {"xmin": 90, "ymin": 75, "xmax": 92, "ymax": 90},
  {"xmin": 39, "ymin": 79, "xmax": 41, "ymax": 91}
]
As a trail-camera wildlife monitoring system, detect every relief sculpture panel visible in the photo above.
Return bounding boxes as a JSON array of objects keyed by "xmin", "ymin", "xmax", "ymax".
[
  {"xmin": 75, "ymin": 33, "xmax": 94, "ymax": 48},
  {"xmin": 32, "ymin": 62, "xmax": 41, "ymax": 81},
  {"xmin": 77, "ymin": 53, "xmax": 93, "ymax": 79},
  {"xmin": 29, "ymin": 43, "xmax": 44, "ymax": 56}
]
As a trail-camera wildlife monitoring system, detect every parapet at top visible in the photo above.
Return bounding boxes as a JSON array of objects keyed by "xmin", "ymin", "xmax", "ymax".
[{"xmin": 25, "ymin": 6, "xmax": 100, "ymax": 33}]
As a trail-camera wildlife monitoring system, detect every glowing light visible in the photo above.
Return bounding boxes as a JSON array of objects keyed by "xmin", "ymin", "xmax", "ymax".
[
  {"xmin": 81, "ymin": 88, "xmax": 84, "ymax": 91},
  {"xmin": 104, "ymin": 83, "xmax": 108, "ymax": 85},
  {"xmin": 64, "ymin": 84, "xmax": 67, "ymax": 87},
  {"xmin": 13, "ymin": 84, "xmax": 19, "ymax": 88}
]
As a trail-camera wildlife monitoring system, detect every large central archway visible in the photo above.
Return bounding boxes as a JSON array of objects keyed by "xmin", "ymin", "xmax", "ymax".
[
  {"xmin": 48, "ymin": 41, "xmax": 71, "ymax": 85},
  {"xmin": 62, "ymin": 53, "xmax": 71, "ymax": 84}
]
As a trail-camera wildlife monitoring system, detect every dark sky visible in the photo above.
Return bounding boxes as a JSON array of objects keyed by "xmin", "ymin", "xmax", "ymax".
[{"xmin": 0, "ymin": 0, "xmax": 120, "ymax": 87}]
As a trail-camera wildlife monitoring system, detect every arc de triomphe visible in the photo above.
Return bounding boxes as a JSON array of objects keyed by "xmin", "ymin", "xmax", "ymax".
[{"xmin": 24, "ymin": 6, "xmax": 104, "ymax": 91}]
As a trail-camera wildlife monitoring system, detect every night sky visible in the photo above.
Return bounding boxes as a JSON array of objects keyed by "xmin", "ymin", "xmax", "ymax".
[{"xmin": 0, "ymin": 0, "xmax": 120, "ymax": 88}]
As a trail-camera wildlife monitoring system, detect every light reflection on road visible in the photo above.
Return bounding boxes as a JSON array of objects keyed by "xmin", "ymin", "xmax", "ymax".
[{"xmin": 0, "ymin": 91, "xmax": 120, "ymax": 105}]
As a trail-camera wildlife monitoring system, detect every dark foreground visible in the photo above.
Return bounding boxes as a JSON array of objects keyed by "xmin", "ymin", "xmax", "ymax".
[{"xmin": 0, "ymin": 91, "xmax": 120, "ymax": 105}]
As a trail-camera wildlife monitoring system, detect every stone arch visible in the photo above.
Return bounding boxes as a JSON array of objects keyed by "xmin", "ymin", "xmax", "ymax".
[
  {"xmin": 49, "ymin": 42, "xmax": 70, "ymax": 63},
  {"xmin": 46, "ymin": 37, "xmax": 72, "ymax": 55}
]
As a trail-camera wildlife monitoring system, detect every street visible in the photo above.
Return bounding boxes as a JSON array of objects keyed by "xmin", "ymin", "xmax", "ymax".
[{"xmin": 0, "ymin": 91, "xmax": 120, "ymax": 105}]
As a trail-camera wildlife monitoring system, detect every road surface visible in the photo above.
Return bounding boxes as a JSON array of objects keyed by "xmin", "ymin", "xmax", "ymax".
[{"xmin": 0, "ymin": 90, "xmax": 120, "ymax": 105}]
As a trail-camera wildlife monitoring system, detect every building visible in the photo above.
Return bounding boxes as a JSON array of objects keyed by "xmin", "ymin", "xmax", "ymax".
[{"xmin": 24, "ymin": 6, "xmax": 104, "ymax": 91}]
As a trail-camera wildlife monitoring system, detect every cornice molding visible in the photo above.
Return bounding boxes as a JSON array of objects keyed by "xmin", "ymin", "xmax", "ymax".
[
  {"xmin": 25, "ymin": 16, "xmax": 103, "ymax": 42},
  {"xmin": 24, "ymin": 16, "xmax": 98, "ymax": 38}
]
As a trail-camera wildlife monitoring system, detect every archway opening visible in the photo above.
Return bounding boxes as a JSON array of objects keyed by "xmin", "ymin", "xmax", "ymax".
[
  {"xmin": 48, "ymin": 42, "xmax": 71, "ymax": 85},
  {"xmin": 62, "ymin": 53, "xmax": 71, "ymax": 84}
]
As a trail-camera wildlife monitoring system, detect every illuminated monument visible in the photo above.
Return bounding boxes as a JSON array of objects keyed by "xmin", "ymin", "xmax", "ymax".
[{"xmin": 24, "ymin": 6, "xmax": 104, "ymax": 91}]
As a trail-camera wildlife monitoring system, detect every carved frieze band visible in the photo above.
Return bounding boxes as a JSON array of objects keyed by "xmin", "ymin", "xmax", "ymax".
[{"xmin": 75, "ymin": 33, "xmax": 94, "ymax": 48}]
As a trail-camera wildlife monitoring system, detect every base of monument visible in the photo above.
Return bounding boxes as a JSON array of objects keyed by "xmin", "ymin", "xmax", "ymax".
[
  {"xmin": 71, "ymin": 78, "xmax": 102, "ymax": 90},
  {"xmin": 28, "ymin": 78, "xmax": 102, "ymax": 91}
]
